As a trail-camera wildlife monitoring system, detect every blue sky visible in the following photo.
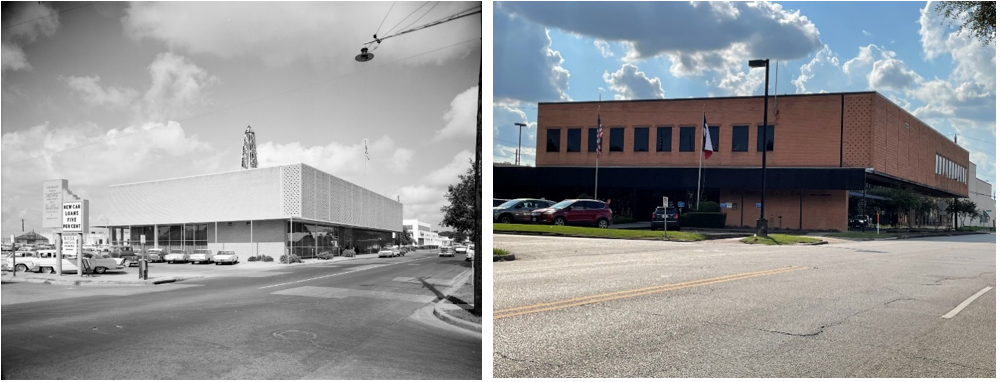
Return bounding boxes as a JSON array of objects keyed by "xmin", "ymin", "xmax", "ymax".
[
  {"xmin": 2, "ymin": 2, "xmax": 481, "ymax": 238},
  {"xmin": 493, "ymin": 1, "xmax": 996, "ymax": 195}
]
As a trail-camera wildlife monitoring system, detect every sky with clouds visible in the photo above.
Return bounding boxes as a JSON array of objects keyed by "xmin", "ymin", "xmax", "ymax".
[
  {"xmin": 493, "ymin": 1, "xmax": 996, "ymax": 197},
  {"xmin": 2, "ymin": 2, "xmax": 482, "ymax": 238}
]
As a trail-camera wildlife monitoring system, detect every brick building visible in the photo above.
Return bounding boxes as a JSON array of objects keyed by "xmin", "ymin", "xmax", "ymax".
[
  {"xmin": 494, "ymin": 91, "xmax": 970, "ymax": 231},
  {"xmin": 104, "ymin": 163, "xmax": 403, "ymax": 258}
]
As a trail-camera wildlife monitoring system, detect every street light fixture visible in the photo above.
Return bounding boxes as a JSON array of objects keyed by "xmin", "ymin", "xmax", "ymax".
[
  {"xmin": 514, "ymin": 122, "xmax": 526, "ymax": 166},
  {"xmin": 748, "ymin": 58, "xmax": 770, "ymax": 237}
]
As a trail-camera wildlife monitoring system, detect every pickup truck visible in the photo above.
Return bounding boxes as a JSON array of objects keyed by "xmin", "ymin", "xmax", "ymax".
[{"xmin": 108, "ymin": 246, "xmax": 139, "ymax": 267}]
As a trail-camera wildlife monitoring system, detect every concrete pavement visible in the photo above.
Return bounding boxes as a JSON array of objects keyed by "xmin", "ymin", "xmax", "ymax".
[{"xmin": 2, "ymin": 251, "xmax": 482, "ymax": 333}]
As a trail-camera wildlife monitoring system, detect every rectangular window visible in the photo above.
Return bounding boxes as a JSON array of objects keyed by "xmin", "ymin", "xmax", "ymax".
[
  {"xmin": 588, "ymin": 128, "xmax": 598, "ymax": 152},
  {"xmin": 732, "ymin": 125, "xmax": 749, "ymax": 152},
  {"xmin": 656, "ymin": 127, "xmax": 672, "ymax": 152},
  {"xmin": 609, "ymin": 127, "xmax": 624, "ymax": 152},
  {"xmin": 707, "ymin": 126, "xmax": 720, "ymax": 153},
  {"xmin": 679, "ymin": 126, "xmax": 695, "ymax": 152},
  {"xmin": 546, "ymin": 129, "xmax": 560, "ymax": 152},
  {"xmin": 634, "ymin": 127, "xmax": 649, "ymax": 152},
  {"xmin": 567, "ymin": 128, "xmax": 582, "ymax": 152},
  {"xmin": 757, "ymin": 125, "xmax": 775, "ymax": 152}
]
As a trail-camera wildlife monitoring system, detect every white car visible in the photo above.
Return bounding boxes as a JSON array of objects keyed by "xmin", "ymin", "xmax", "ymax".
[
  {"xmin": 454, "ymin": 245, "xmax": 468, "ymax": 255},
  {"xmin": 188, "ymin": 249, "xmax": 214, "ymax": 264},
  {"xmin": 378, "ymin": 246, "xmax": 400, "ymax": 258},
  {"xmin": 164, "ymin": 249, "xmax": 189, "ymax": 264},
  {"xmin": 466, "ymin": 248, "xmax": 475, "ymax": 262},
  {"xmin": 214, "ymin": 251, "xmax": 238, "ymax": 265}
]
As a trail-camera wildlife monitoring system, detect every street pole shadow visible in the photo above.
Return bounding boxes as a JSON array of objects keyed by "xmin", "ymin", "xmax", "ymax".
[{"xmin": 417, "ymin": 277, "xmax": 468, "ymax": 306}]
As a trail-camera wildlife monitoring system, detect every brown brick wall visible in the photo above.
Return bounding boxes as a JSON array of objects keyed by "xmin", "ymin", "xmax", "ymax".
[
  {"xmin": 538, "ymin": 94, "xmax": 843, "ymax": 168},
  {"xmin": 842, "ymin": 94, "xmax": 872, "ymax": 167},
  {"xmin": 720, "ymin": 189, "xmax": 848, "ymax": 231}
]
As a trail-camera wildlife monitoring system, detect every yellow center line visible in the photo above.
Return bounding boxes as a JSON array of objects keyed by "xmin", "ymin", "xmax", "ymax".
[{"xmin": 494, "ymin": 266, "xmax": 809, "ymax": 320}]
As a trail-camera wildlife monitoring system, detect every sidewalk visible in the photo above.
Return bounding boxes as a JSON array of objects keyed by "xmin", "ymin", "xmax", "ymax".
[{"xmin": 431, "ymin": 270, "xmax": 482, "ymax": 333}]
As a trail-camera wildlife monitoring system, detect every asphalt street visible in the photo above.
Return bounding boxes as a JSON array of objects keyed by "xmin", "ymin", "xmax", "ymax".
[
  {"xmin": 2, "ymin": 249, "xmax": 481, "ymax": 379},
  {"xmin": 493, "ymin": 233, "xmax": 996, "ymax": 378}
]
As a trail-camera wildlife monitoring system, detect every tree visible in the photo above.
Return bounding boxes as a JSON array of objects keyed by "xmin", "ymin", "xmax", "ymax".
[
  {"xmin": 441, "ymin": 160, "xmax": 477, "ymax": 238},
  {"xmin": 936, "ymin": 1, "xmax": 996, "ymax": 45},
  {"xmin": 398, "ymin": 227, "xmax": 414, "ymax": 246},
  {"xmin": 947, "ymin": 198, "xmax": 980, "ymax": 227}
]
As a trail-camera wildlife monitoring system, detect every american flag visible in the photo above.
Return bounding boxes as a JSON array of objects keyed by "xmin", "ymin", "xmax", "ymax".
[
  {"xmin": 596, "ymin": 111, "xmax": 603, "ymax": 158},
  {"xmin": 364, "ymin": 139, "xmax": 369, "ymax": 161}
]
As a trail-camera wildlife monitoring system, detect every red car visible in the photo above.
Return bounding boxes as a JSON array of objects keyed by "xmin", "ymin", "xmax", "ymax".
[{"xmin": 530, "ymin": 199, "xmax": 613, "ymax": 228}]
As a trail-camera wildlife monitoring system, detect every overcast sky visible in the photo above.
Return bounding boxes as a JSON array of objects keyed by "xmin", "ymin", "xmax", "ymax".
[
  {"xmin": 493, "ymin": 1, "xmax": 996, "ymax": 196},
  {"xmin": 2, "ymin": 2, "xmax": 482, "ymax": 238}
]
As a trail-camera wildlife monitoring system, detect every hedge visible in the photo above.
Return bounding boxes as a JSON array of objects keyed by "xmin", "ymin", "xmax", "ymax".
[{"xmin": 679, "ymin": 212, "xmax": 727, "ymax": 228}]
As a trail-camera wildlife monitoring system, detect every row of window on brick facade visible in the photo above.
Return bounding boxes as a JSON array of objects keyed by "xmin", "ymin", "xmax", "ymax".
[
  {"xmin": 545, "ymin": 125, "xmax": 775, "ymax": 153},
  {"xmin": 934, "ymin": 153, "xmax": 968, "ymax": 185}
]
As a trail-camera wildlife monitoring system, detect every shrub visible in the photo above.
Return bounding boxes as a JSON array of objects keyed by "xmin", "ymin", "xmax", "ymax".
[
  {"xmin": 247, "ymin": 256, "xmax": 258, "ymax": 262},
  {"xmin": 262, "ymin": 255, "xmax": 274, "ymax": 262},
  {"xmin": 680, "ymin": 212, "xmax": 727, "ymax": 228},
  {"xmin": 493, "ymin": 248, "xmax": 509, "ymax": 256},
  {"xmin": 317, "ymin": 251, "xmax": 334, "ymax": 260},
  {"xmin": 279, "ymin": 254, "xmax": 302, "ymax": 263},
  {"xmin": 342, "ymin": 249, "xmax": 356, "ymax": 257},
  {"xmin": 695, "ymin": 201, "xmax": 721, "ymax": 212},
  {"xmin": 613, "ymin": 216, "xmax": 636, "ymax": 224}
]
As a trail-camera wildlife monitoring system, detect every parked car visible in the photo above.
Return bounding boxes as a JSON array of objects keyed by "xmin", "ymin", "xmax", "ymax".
[
  {"xmin": 466, "ymin": 248, "xmax": 474, "ymax": 262},
  {"xmin": 109, "ymin": 246, "xmax": 138, "ymax": 267},
  {"xmin": 454, "ymin": 245, "xmax": 468, "ymax": 255},
  {"xmin": 439, "ymin": 245, "xmax": 455, "ymax": 257},
  {"xmin": 141, "ymin": 248, "xmax": 166, "ymax": 263},
  {"xmin": 531, "ymin": 199, "xmax": 614, "ymax": 228},
  {"xmin": 494, "ymin": 198, "xmax": 556, "ymax": 224},
  {"xmin": 164, "ymin": 249, "xmax": 189, "ymax": 264},
  {"xmin": 849, "ymin": 215, "xmax": 871, "ymax": 229},
  {"xmin": 214, "ymin": 251, "xmax": 238, "ymax": 265},
  {"xmin": 378, "ymin": 245, "xmax": 400, "ymax": 258},
  {"xmin": 188, "ymin": 249, "xmax": 215, "ymax": 264},
  {"xmin": 650, "ymin": 206, "xmax": 681, "ymax": 231},
  {"xmin": 80, "ymin": 253, "xmax": 125, "ymax": 274},
  {"xmin": 493, "ymin": 198, "xmax": 509, "ymax": 207}
]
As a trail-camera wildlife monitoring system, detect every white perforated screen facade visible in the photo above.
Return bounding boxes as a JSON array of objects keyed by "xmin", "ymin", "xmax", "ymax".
[{"xmin": 107, "ymin": 163, "xmax": 402, "ymax": 232}]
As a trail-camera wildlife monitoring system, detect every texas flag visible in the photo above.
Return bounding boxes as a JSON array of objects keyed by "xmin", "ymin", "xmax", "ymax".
[
  {"xmin": 702, "ymin": 112, "xmax": 714, "ymax": 160},
  {"xmin": 596, "ymin": 111, "xmax": 603, "ymax": 159}
]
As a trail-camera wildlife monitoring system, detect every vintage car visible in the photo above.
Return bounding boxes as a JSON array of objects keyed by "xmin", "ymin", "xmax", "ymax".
[
  {"xmin": 378, "ymin": 245, "xmax": 400, "ymax": 258},
  {"xmin": 164, "ymin": 249, "xmax": 189, "ymax": 264},
  {"xmin": 142, "ymin": 248, "xmax": 166, "ymax": 263},
  {"xmin": 188, "ymin": 249, "xmax": 215, "ymax": 264},
  {"xmin": 214, "ymin": 251, "xmax": 238, "ymax": 265},
  {"xmin": 7, "ymin": 250, "xmax": 121, "ymax": 274}
]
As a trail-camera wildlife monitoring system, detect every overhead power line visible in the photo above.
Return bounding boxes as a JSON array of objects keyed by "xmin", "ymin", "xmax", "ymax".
[
  {"xmin": 2, "ymin": 37, "xmax": 481, "ymax": 168},
  {"xmin": 382, "ymin": 2, "xmax": 430, "ymax": 37},
  {"xmin": 374, "ymin": 2, "xmax": 396, "ymax": 37},
  {"xmin": 2, "ymin": 2, "xmax": 97, "ymax": 30}
]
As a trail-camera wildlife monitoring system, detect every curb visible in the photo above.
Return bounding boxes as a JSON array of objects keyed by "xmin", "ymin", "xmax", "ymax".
[
  {"xmin": 433, "ymin": 304, "xmax": 482, "ymax": 332},
  {"xmin": 0, "ymin": 274, "xmax": 204, "ymax": 286}
]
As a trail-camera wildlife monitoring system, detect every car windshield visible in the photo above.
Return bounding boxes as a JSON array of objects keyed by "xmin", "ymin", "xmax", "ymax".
[
  {"xmin": 194, "ymin": 250, "xmax": 211, "ymax": 254},
  {"xmin": 497, "ymin": 200, "xmax": 524, "ymax": 209},
  {"xmin": 169, "ymin": 250, "xmax": 185, "ymax": 254},
  {"xmin": 217, "ymin": 251, "xmax": 235, "ymax": 256},
  {"xmin": 550, "ymin": 200, "xmax": 574, "ymax": 209},
  {"xmin": 854, "ymin": 215, "xmax": 867, "ymax": 219}
]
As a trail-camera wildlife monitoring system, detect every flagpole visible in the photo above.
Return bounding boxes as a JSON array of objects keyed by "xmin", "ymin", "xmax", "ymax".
[
  {"xmin": 594, "ymin": 95, "xmax": 601, "ymax": 200},
  {"xmin": 697, "ymin": 104, "xmax": 704, "ymax": 210}
]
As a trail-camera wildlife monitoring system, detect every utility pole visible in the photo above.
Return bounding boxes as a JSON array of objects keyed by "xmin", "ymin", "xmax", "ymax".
[{"xmin": 473, "ymin": 54, "xmax": 482, "ymax": 316}]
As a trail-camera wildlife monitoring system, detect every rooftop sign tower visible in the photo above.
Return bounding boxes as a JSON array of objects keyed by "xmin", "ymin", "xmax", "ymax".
[{"xmin": 242, "ymin": 125, "xmax": 258, "ymax": 170}]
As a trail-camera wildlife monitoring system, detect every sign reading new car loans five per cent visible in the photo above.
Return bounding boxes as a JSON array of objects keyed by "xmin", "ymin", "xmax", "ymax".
[{"xmin": 62, "ymin": 200, "xmax": 89, "ymax": 233}]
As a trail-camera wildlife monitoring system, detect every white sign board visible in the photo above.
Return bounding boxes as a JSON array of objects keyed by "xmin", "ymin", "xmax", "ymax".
[
  {"xmin": 43, "ymin": 180, "xmax": 67, "ymax": 228},
  {"xmin": 62, "ymin": 235, "xmax": 79, "ymax": 257},
  {"xmin": 62, "ymin": 201, "xmax": 89, "ymax": 232},
  {"xmin": 662, "ymin": 197, "xmax": 669, "ymax": 208},
  {"xmin": 140, "ymin": 235, "xmax": 146, "ymax": 245}
]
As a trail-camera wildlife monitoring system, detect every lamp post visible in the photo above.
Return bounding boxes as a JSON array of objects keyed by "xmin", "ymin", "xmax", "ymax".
[
  {"xmin": 514, "ymin": 122, "xmax": 526, "ymax": 165},
  {"xmin": 749, "ymin": 58, "xmax": 770, "ymax": 237}
]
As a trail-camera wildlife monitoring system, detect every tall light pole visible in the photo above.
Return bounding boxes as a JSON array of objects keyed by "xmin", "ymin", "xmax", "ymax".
[
  {"xmin": 514, "ymin": 122, "xmax": 526, "ymax": 165},
  {"xmin": 749, "ymin": 59, "xmax": 770, "ymax": 237}
]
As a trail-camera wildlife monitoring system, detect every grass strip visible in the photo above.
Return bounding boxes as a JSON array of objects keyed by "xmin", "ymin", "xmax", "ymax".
[
  {"xmin": 493, "ymin": 223, "xmax": 704, "ymax": 242},
  {"xmin": 740, "ymin": 234, "xmax": 823, "ymax": 245}
]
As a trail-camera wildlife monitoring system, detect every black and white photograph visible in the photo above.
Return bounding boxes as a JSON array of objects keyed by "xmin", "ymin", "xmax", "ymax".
[{"xmin": 2, "ymin": 1, "xmax": 483, "ymax": 379}]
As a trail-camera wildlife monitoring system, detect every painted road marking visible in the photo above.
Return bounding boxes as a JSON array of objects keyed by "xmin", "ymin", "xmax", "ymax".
[
  {"xmin": 942, "ymin": 286, "xmax": 993, "ymax": 319},
  {"xmin": 272, "ymin": 286, "xmax": 435, "ymax": 303},
  {"xmin": 494, "ymin": 266, "xmax": 809, "ymax": 320},
  {"xmin": 257, "ymin": 257, "xmax": 425, "ymax": 289}
]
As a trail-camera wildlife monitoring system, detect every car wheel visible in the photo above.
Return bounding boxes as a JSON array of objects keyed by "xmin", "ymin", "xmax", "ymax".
[
  {"xmin": 554, "ymin": 217, "xmax": 566, "ymax": 226},
  {"xmin": 500, "ymin": 215, "xmax": 512, "ymax": 224},
  {"xmin": 15, "ymin": 264, "xmax": 27, "ymax": 272},
  {"xmin": 42, "ymin": 266, "xmax": 54, "ymax": 274},
  {"xmin": 95, "ymin": 267, "xmax": 107, "ymax": 274},
  {"xmin": 597, "ymin": 219, "xmax": 609, "ymax": 229}
]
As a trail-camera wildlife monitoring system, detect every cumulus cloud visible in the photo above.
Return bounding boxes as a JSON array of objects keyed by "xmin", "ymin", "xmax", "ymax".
[
  {"xmin": 594, "ymin": 39, "xmax": 614, "ymax": 58},
  {"xmin": 395, "ymin": 150, "xmax": 474, "ymax": 229},
  {"xmin": 122, "ymin": 2, "xmax": 480, "ymax": 70},
  {"xmin": 0, "ymin": 120, "xmax": 226, "ymax": 233},
  {"xmin": 603, "ymin": 64, "xmax": 665, "ymax": 100},
  {"xmin": 868, "ymin": 57, "xmax": 923, "ymax": 90},
  {"xmin": 491, "ymin": 102, "xmax": 537, "ymax": 165},
  {"xmin": 63, "ymin": 52, "xmax": 219, "ymax": 122},
  {"xmin": 257, "ymin": 135, "xmax": 415, "ymax": 182},
  {"xmin": 793, "ymin": 45, "xmax": 841, "ymax": 93},
  {"xmin": 1, "ymin": 2, "xmax": 60, "ymax": 71},
  {"xmin": 501, "ymin": 1, "xmax": 821, "ymax": 71},
  {"xmin": 494, "ymin": 3, "xmax": 571, "ymax": 103},
  {"xmin": 432, "ymin": 86, "xmax": 478, "ymax": 142},
  {"xmin": 61, "ymin": 75, "xmax": 139, "ymax": 109}
]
